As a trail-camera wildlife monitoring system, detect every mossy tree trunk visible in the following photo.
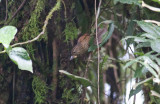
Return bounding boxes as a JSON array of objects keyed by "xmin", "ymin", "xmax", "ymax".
[{"xmin": 0, "ymin": 0, "xmax": 97, "ymax": 103}]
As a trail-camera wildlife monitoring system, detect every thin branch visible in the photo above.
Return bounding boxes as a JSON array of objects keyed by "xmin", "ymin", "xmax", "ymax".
[
  {"xmin": 5, "ymin": 0, "xmax": 8, "ymax": 21},
  {"xmin": 61, "ymin": 0, "xmax": 67, "ymax": 19},
  {"xmin": 0, "ymin": 0, "xmax": 61, "ymax": 54},
  {"xmin": 6, "ymin": 0, "xmax": 26, "ymax": 24},
  {"xmin": 95, "ymin": 0, "xmax": 102, "ymax": 104}
]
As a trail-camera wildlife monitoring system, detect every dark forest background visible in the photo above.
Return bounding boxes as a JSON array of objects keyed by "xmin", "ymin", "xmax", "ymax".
[{"xmin": 0, "ymin": 0, "xmax": 160, "ymax": 104}]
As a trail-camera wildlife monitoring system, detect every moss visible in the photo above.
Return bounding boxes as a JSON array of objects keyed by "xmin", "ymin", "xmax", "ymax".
[
  {"xmin": 59, "ymin": 76, "xmax": 81, "ymax": 104},
  {"xmin": 21, "ymin": 0, "xmax": 46, "ymax": 58},
  {"xmin": 32, "ymin": 76, "xmax": 49, "ymax": 104},
  {"xmin": 62, "ymin": 88, "xmax": 80, "ymax": 104},
  {"xmin": 64, "ymin": 22, "xmax": 78, "ymax": 43}
]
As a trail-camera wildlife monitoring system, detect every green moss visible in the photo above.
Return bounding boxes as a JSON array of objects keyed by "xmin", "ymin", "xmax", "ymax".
[
  {"xmin": 62, "ymin": 88, "xmax": 80, "ymax": 104},
  {"xmin": 21, "ymin": 0, "xmax": 46, "ymax": 58},
  {"xmin": 32, "ymin": 76, "xmax": 49, "ymax": 104},
  {"xmin": 22, "ymin": 0, "xmax": 46, "ymax": 40},
  {"xmin": 64, "ymin": 22, "xmax": 78, "ymax": 42},
  {"xmin": 59, "ymin": 76, "xmax": 81, "ymax": 104}
]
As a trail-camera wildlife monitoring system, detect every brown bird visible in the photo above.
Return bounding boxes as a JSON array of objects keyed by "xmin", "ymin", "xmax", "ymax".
[
  {"xmin": 70, "ymin": 33, "xmax": 90, "ymax": 60},
  {"xmin": 70, "ymin": 24, "xmax": 108, "ymax": 60}
]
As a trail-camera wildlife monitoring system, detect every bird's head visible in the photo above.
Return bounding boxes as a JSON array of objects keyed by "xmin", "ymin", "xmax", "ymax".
[{"xmin": 70, "ymin": 46, "xmax": 80, "ymax": 60}]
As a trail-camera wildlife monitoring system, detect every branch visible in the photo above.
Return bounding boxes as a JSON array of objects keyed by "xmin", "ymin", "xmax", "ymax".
[
  {"xmin": 5, "ymin": 0, "xmax": 8, "ymax": 21},
  {"xmin": 6, "ymin": 0, "xmax": 26, "ymax": 24},
  {"xmin": 0, "ymin": 0, "xmax": 61, "ymax": 54},
  {"xmin": 61, "ymin": 0, "xmax": 67, "ymax": 19},
  {"xmin": 95, "ymin": 0, "xmax": 102, "ymax": 104}
]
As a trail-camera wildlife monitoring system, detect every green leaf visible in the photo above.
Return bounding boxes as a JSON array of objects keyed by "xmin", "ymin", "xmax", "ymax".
[
  {"xmin": 154, "ymin": 57, "xmax": 160, "ymax": 66},
  {"xmin": 59, "ymin": 70, "xmax": 92, "ymax": 87},
  {"xmin": 134, "ymin": 67, "xmax": 143, "ymax": 78},
  {"xmin": 134, "ymin": 52, "xmax": 144, "ymax": 56},
  {"xmin": 143, "ymin": 56, "xmax": 160, "ymax": 73},
  {"xmin": 100, "ymin": 23, "xmax": 114, "ymax": 47},
  {"xmin": 126, "ymin": 21, "xmax": 136, "ymax": 36},
  {"xmin": 141, "ymin": 33, "xmax": 159, "ymax": 40},
  {"xmin": 8, "ymin": 47, "xmax": 33, "ymax": 73},
  {"xmin": 122, "ymin": 36, "xmax": 148, "ymax": 43},
  {"xmin": 0, "ymin": 26, "xmax": 17, "ymax": 48},
  {"xmin": 136, "ymin": 21, "xmax": 160, "ymax": 36},
  {"xmin": 88, "ymin": 22, "xmax": 114, "ymax": 52},
  {"xmin": 151, "ymin": 40, "xmax": 160, "ymax": 53},
  {"xmin": 133, "ymin": 77, "xmax": 153, "ymax": 89},
  {"xmin": 88, "ymin": 44, "xmax": 97, "ymax": 52},
  {"xmin": 114, "ymin": 0, "xmax": 140, "ymax": 5},
  {"xmin": 123, "ymin": 59, "xmax": 137, "ymax": 69},
  {"xmin": 88, "ymin": 36, "xmax": 97, "ymax": 52},
  {"xmin": 139, "ymin": 61, "xmax": 158, "ymax": 78},
  {"xmin": 129, "ymin": 85, "xmax": 142, "ymax": 99},
  {"xmin": 135, "ymin": 42, "xmax": 150, "ymax": 49}
]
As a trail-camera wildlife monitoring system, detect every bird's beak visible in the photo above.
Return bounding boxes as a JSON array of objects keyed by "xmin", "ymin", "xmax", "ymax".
[{"xmin": 70, "ymin": 55, "xmax": 77, "ymax": 60}]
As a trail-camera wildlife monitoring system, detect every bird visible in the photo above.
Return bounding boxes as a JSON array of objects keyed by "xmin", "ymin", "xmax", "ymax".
[
  {"xmin": 70, "ymin": 33, "xmax": 90, "ymax": 60},
  {"xmin": 70, "ymin": 24, "xmax": 108, "ymax": 60}
]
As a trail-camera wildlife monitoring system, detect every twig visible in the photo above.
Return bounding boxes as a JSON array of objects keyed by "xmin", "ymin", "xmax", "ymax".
[
  {"xmin": 5, "ymin": 0, "xmax": 8, "ymax": 21},
  {"xmin": 6, "ymin": 0, "xmax": 26, "ymax": 24},
  {"xmin": 0, "ymin": 0, "xmax": 61, "ymax": 54},
  {"xmin": 61, "ymin": 0, "xmax": 67, "ymax": 19},
  {"xmin": 95, "ymin": 0, "xmax": 102, "ymax": 104}
]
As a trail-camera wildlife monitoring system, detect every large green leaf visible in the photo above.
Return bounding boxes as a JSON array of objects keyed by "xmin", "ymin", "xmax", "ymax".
[
  {"xmin": 88, "ymin": 22, "xmax": 114, "ymax": 52},
  {"xmin": 141, "ymin": 33, "xmax": 159, "ymax": 40},
  {"xmin": 151, "ymin": 40, "xmax": 160, "ymax": 53},
  {"xmin": 129, "ymin": 85, "xmax": 142, "ymax": 99},
  {"xmin": 126, "ymin": 21, "xmax": 136, "ymax": 36},
  {"xmin": 59, "ymin": 70, "xmax": 92, "ymax": 87},
  {"xmin": 100, "ymin": 23, "xmax": 114, "ymax": 47},
  {"xmin": 136, "ymin": 21, "xmax": 160, "ymax": 37},
  {"xmin": 122, "ymin": 36, "xmax": 149, "ymax": 43},
  {"xmin": 133, "ymin": 77, "xmax": 153, "ymax": 89},
  {"xmin": 139, "ymin": 61, "xmax": 158, "ymax": 78},
  {"xmin": 8, "ymin": 47, "xmax": 33, "ymax": 73},
  {"xmin": 142, "ymin": 56, "xmax": 160, "ymax": 73},
  {"xmin": 0, "ymin": 26, "xmax": 17, "ymax": 48},
  {"xmin": 134, "ymin": 67, "xmax": 143, "ymax": 78}
]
